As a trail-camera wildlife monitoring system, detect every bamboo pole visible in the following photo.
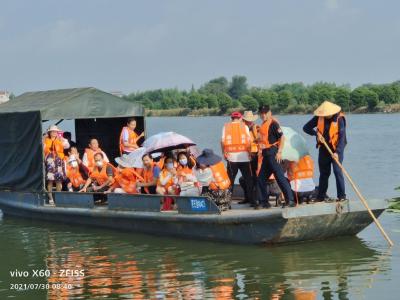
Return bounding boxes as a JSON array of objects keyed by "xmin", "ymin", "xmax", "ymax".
[{"xmin": 318, "ymin": 133, "xmax": 394, "ymax": 247}]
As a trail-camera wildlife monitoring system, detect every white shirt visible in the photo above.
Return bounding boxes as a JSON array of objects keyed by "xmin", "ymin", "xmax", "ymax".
[
  {"xmin": 290, "ymin": 178, "xmax": 315, "ymax": 193},
  {"xmin": 194, "ymin": 168, "xmax": 214, "ymax": 187},
  {"xmin": 221, "ymin": 121, "xmax": 251, "ymax": 163},
  {"xmin": 82, "ymin": 150, "xmax": 109, "ymax": 168}
]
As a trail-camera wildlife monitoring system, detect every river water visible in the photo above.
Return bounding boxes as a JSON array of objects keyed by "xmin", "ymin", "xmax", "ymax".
[{"xmin": 1, "ymin": 114, "xmax": 399, "ymax": 299}]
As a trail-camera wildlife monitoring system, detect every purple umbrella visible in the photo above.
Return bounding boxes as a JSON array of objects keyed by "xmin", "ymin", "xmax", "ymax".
[{"xmin": 143, "ymin": 132, "xmax": 196, "ymax": 153}]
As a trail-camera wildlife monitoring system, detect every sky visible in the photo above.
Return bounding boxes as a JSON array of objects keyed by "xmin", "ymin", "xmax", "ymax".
[{"xmin": 1, "ymin": 0, "xmax": 400, "ymax": 95}]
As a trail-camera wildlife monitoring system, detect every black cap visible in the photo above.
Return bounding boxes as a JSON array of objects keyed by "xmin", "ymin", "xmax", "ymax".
[{"xmin": 259, "ymin": 105, "xmax": 270, "ymax": 113}]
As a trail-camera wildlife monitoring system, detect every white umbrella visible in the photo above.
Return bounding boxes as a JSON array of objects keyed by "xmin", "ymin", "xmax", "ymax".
[
  {"xmin": 143, "ymin": 132, "xmax": 196, "ymax": 153},
  {"xmin": 281, "ymin": 127, "xmax": 310, "ymax": 162},
  {"xmin": 126, "ymin": 147, "xmax": 147, "ymax": 168}
]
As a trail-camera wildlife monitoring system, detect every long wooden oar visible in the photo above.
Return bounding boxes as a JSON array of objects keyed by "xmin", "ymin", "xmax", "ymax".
[{"xmin": 318, "ymin": 134, "xmax": 394, "ymax": 247}]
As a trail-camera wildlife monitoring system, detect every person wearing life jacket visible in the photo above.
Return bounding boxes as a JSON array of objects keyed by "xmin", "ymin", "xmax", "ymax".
[
  {"xmin": 108, "ymin": 154, "xmax": 144, "ymax": 194},
  {"xmin": 303, "ymin": 100, "xmax": 347, "ymax": 201},
  {"xmin": 176, "ymin": 152, "xmax": 200, "ymax": 196},
  {"xmin": 136, "ymin": 154, "xmax": 161, "ymax": 194},
  {"xmin": 221, "ymin": 111, "xmax": 253, "ymax": 205},
  {"xmin": 43, "ymin": 125, "xmax": 70, "ymax": 205},
  {"xmin": 66, "ymin": 154, "xmax": 88, "ymax": 192},
  {"xmin": 286, "ymin": 155, "xmax": 316, "ymax": 204},
  {"xmin": 156, "ymin": 157, "xmax": 179, "ymax": 195},
  {"xmin": 195, "ymin": 149, "xmax": 231, "ymax": 211},
  {"xmin": 79, "ymin": 152, "xmax": 115, "ymax": 193},
  {"xmin": 119, "ymin": 118, "xmax": 145, "ymax": 155},
  {"xmin": 239, "ymin": 110, "xmax": 260, "ymax": 204},
  {"xmin": 257, "ymin": 105, "xmax": 295, "ymax": 209},
  {"xmin": 82, "ymin": 138, "xmax": 109, "ymax": 169}
]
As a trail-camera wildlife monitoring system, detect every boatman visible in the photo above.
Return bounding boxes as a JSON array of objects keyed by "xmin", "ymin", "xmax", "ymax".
[
  {"xmin": 221, "ymin": 111, "xmax": 253, "ymax": 205},
  {"xmin": 119, "ymin": 118, "xmax": 145, "ymax": 155},
  {"xmin": 303, "ymin": 100, "xmax": 347, "ymax": 201},
  {"xmin": 257, "ymin": 105, "xmax": 295, "ymax": 208}
]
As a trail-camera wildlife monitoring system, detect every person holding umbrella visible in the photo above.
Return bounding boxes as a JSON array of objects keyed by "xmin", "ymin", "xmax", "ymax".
[
  {"xmin": 303, "ymin": 100, "xmax": 347, "ymax": 201},
  {"xmin": 221, "ymin": 112, "xmax": 253, "ymax": 205},
  {"xmin": 257, "ymin": 105, "xmax": 295, "ymax": 208}
]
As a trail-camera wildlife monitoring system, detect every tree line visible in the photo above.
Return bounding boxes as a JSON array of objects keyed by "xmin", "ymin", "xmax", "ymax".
[{"xmin": 123, "ymin": 75, "xmax": 400, "ymax": 114}]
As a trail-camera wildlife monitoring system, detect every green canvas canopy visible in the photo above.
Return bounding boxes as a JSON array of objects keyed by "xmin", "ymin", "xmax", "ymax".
[
  {"xmin": 0, "ymin": 87, "xmax": 144, "ymax": 120},
  {"xmin": 0, "ymin": 87, "xmax": 145, "ymax": 192}
]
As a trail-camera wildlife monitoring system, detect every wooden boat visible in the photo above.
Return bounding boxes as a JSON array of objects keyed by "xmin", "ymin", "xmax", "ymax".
[
  {"xmin": 0, "ymin": 190, "xmax": 387, "ymax": 245},
  {"xmin": 0, "ymin": 88, "xmax": 387, "ymax": 245}
]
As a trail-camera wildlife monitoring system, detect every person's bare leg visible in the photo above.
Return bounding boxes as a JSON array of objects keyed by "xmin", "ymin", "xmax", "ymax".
[
  {"xmin": 55, "ymin": 181, "xmax": 62, "ymax": 192},
  {"xmin": 47, "ymin": 181, "xmax": 54, "ymax": 204}
]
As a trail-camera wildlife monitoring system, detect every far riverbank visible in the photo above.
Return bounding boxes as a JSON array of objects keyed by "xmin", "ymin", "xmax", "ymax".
[{"xmin": 146, "ymin": 103, "xmax": 400, "ymax": 117}]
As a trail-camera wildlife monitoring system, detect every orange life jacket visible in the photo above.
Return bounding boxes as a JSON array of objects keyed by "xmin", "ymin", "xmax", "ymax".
[
  {"xmin": 287, "ymin": 155, "xmax": 314, "ymax": 181},
  {"xmin": 119, "ymin": 126, "xmax": 139, "ymax": 154},
  {"xmin": 143, "ymin": 163, "xmax": 156, "ymax": 194},
  {"xmin": 317, "ymin": 112, "xmax": 345, "ymax": 151},
  {"xmin": 209, "ymin": 161, "xmax": 231, "ymax": 191},
  {"xmin": 222, "ymin": 122, "xmax": 250, "ymax": 153},
  {"xmin": 157, "ymin": 169, "xmax": 176, "ymax": 190},
  {"xmin": 249, "ymin": 124, "xmax": 259, "ymax": 154},
  {"xmin": 90, "ymin": 163, "xmax": 115, "ymax": 186},
  {"xmin": 66, "ymin": 165, "xmax": 86, "ymax": 188},
  {"xmin": 114, "ymin": 168, "xmax": 143, "ymax": 194},
  {"xmin": 85, "ymin": 148, "xmax": 104, "ymax": 169},
  {"xmin": 43, "ymin": 137, "xmax": 65, "ymax": 159},
  {"xmin": 259, "ymin": 117, "xmax": 280, "ymax": 150}
]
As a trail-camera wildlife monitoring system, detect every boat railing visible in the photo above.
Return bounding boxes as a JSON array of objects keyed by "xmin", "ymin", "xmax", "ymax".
[{"xmin": 52, "ymin": 192, "xmax": 221, "ymax": 215}]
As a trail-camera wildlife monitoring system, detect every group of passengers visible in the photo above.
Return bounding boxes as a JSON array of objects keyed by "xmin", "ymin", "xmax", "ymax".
[
  {"xmin": 44, "ymin": 100, "xmax": 346, "ymax": 210},
  {"xmin": 43, "ymin": 118, "xmax": 231, "ymax": 210}
]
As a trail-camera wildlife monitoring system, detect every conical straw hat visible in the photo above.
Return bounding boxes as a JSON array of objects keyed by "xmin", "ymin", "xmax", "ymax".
[
  {"xmin": 314, "ymin": 101, "xmax": 341, "ymax": 117},
  {"xmin": 242, "ymin": 111, "xmax": 259, "ymax": 122}
]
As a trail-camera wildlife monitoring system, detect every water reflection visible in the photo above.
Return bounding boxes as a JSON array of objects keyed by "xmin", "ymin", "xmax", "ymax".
[{"xmin": 0, "ymin": 217, "xmax": 392, "ymax": 299}]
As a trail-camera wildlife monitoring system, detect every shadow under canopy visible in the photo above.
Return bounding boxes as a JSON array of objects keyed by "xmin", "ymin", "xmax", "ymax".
[{"xmin": 0, "ymin": 87, "xmax": 145, "ymax": 192}]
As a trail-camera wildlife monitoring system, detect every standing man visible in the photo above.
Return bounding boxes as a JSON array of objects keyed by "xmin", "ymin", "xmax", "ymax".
[
  {"xmin": 257, "ymin": 105, "xmax": 295, "ymax": 208},
  {"xmin": 239, "ymin": 111, "xmax": 260, "ymax": 204},
  {"xmin": 221, "ymin": 111, "xmax": 253, "ymax": 205},
  {"xmin": 119, "ymin": 118, "xmax": 145, "ymax": 155},
  {"xmin": 303, "ymin": 100, "xmax": 347, "ymax": 201}
]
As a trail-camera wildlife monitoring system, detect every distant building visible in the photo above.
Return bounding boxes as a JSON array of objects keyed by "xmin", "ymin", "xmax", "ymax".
[
  {"xmin": 0, "ymin": 91, "xmax": 10, "ymax": 104},
  {"xmin": 109, "ymin": 91, "xmax": 125, "ymax": 98}
]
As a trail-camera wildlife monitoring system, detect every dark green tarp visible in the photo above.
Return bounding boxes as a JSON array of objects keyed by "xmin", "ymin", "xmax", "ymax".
[
  {"xmin": 0, "ymin": 111, "xmax": 44, "ymax": 192},
  {"xmin": 0, "ymin": 87, "xmax": 144, "ymax": 120}
]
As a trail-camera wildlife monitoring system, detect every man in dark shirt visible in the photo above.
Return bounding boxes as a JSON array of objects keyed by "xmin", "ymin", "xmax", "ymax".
[
  {"xmin": 256, "ymin": 105, "xmax": 295, "ymax": 208},
  {"xmin": 303, "ymin": 101, "xmax": 347, "ymax": 201}
]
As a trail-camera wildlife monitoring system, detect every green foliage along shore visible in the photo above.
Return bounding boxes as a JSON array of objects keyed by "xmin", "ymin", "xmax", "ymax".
[
  {"xmin": 389, "ymin": 186, "xmax": 400, "ymax": 211},
  {"xmin": 123, "ymin": 75, "xmax": 400, "ymax": 116}
]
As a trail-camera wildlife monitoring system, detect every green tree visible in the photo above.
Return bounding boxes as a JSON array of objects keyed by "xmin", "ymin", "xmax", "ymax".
[
  {"xmin": 187, "ymin": 93, "xmax": 203, "ymax": 110},
  {"xmin": 239, "ymin": 95, "xmax": 259, "ymax": 111},
  {"xmin": 199, "ymin": 77, "xmax": 229, "ymax": 95},
  {"xmin": 334, "ymin": 88, "xmax": 351, "ymax": 111},
  {"xmin": 218, "ymin": 93, "xmax": 233, "ymax": 113},
  {"xmin": 350, "ymin": 87, "xmax": 368, "ymax": 108},
  {"xmin": 379, "ymin": 85, "xmax": 397, "ymax": 104},
  {"xmin": 204, "ymin": 95, "xmax": 219, "ymax": 108},
  {"xmin": 228, "ymin": 75, "xmax": 248, "ymax": 99},
  {"xmin": 277, "ymin": 90, "xmax": 293, "ymax": 110},
  {"xmin": 365, "ymin": 89, "xmax": 379, "ymax": 109}
]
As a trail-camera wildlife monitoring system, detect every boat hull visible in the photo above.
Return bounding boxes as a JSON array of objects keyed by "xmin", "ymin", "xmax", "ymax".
[{"xmin": 0, "ymin": 191, "xmax": 386, "ymax": 245}]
